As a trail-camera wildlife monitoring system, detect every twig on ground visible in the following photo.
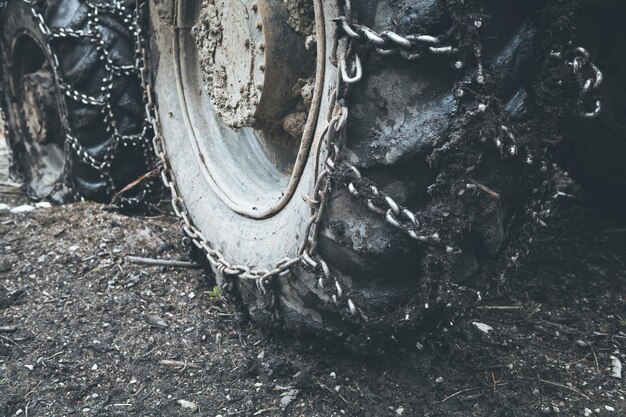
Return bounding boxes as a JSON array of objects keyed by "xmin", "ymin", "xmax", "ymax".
[
  {"xmin": 476, "ymin": 305, "xmax": 523, "ymax": 311},
  {"xmin": 591, "ymin": 348, "xmax": 600, "ymax": 372},
  {"xmin": 440, "ymin": 383, "xmax": 509, "ymax": 403},
  {"xmin": 159, "ymin": 359, "xmax": 200, "ymax": 369},
  {"xmin": 318, "ymin": 382, "xmax": 348, "ymax": 405},
  {"xmin": 111, "ymin": 168, "xmax": 159, "ymax": 204},
  {"xmin": 0, "ymin": 180, "xmax": 21, "ymax": 188},
  {"xmin": 125, "ymin": 256, "xmax": 202, "ymax": 269},
  {"xmin": 253, "ymin": 408, "xmax": 280, "ymax": 416},
  {"xmin": 468, "ymin": 178, "xmax": 500, "ymax": 199},
  {"xmin": 0, "ymin": 325, "xmax": 17, "ymax": 332},
  {"xmin": 539, "ymin": 378, "xmax": 591, "ymax": 400},
  {"xmin": 441, "ymin": 387, "xmax": 480, "ymax": 403}
]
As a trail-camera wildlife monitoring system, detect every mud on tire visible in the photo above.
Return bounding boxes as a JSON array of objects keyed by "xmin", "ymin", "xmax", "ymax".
[{"xmin": 0, "ymin": 0, "xmax": 158, "ymax": 207}]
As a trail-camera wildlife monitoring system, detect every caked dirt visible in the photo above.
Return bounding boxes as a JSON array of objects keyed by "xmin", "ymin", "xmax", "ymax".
[{"xmin": 0, "ymin": 176, "xmax": 625, "ymax": 416}]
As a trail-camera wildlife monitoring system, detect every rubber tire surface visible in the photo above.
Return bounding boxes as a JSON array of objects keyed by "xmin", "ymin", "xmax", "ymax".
[
  {"xmin": 151, "ymin": 0, "xmax": 569, "ymax": 348},
  {"xmin": 0, "ymin": 0, "xmax": 153, "ymax": 204}
]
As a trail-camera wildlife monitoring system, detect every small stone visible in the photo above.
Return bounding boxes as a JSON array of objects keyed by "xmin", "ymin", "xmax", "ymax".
[
  {"xmin": 68, "ymin": 245, "xmax": 79, "ymax": 252},
  {"xmin": 583, "ymin": 408, "xmax": 592, "ymax": 417},
  {"xmin": 610, "ymin": 355, "xmax": 622, "ymax": 379},
  {"xmin": 187, "ymin": 292, "xmax": 196, "ymax": 299},
  {"xmin": 0, "ymin": 203, "xmax": 9, "ymax": 211},
  {"xmin": 330, "ymin": 372, "xmax": 337, "ymax": 378},
  {"xmin": 10, "ymin": 205, "xmax": 35, "ymax": 214},
  {"xmin": 91, "ymin": 364, "xmax": 98, "ymax": 371},
  {"xmin": 605, "ymin": 405, "xmax": 615, "ymax": 412},
  {"xmin": 472, "ymin": 322, "xmax": 493, "ymax": 334},
  {"xmin": 177, "ymin": 399, "xmax": 198, "ymax": 412},
  {"xmin": 145, "ymin": 315, "xmax": 168, "ymax": 329},
  {"xmin": 305, "ymin": 35, "xmax": 316, "ymax": 50},
  {"xmin": 35, "ymin": 202, "xmax": 52, "ymax": 209},
  {"xmin": 257, "ymin": 351, "xmax": 265, "ymax": 360},
  {"xmin": 279, "ymin": 389, "xmax": 299, "ymax": 409},
  {"xmin": 396, "ymin": 407, "xmax": 405, "ymax": 416},
  {"xmin": 415, "ymin": 341, "xmax": 424, "ymax": 351},
  {"xmin": 24, "ymin": 364, "xmax": 34, "ymax": 371},
  {"xmin": 435, "ymin": 377, "xmax": 444, "ymax": 383}
]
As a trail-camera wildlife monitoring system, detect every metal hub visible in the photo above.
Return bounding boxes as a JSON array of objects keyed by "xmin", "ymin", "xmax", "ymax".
[
  {"xmin": 159, "ymin": 0, "xmax": 325, "ymax": 218},
  {"xmin": 21, "ymin": 70, "xmax": 61, "ymax": 144},
  {"xmin": 193, "ymin": 0, "xmax": 315, "ymax": 129}
]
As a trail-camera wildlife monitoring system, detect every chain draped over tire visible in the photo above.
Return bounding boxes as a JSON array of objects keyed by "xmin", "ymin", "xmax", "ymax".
[
  {"xmin": 138, "ymin": 0, "xmax": 605, "ymax": 328},
  {"xmin": 138, "ymin": 0, "xmax": 461, "ymax": 323}
]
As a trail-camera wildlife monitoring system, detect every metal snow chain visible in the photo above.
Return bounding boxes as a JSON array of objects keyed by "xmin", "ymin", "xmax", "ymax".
[
  {"xmin": 139, "ymin": 1, "xmax": 456, "ymax": 321},
  {"xmin": 565, "ymin": 47, "xmax": 603, "ymax": 118},
  {"xmin": 24, "ymin": 0, "xmax": 154, "ymax": 206},
  {"xmin": 334, "ymin": 16, "xmax": 457, "ymax": 61},
  {"xmin": 341, "ymin": 164, "xmax": 441, "ymax": 244}
]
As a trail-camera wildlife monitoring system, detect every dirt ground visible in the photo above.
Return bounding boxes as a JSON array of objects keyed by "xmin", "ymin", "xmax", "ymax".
[{"xmin": 0, "ymin": 135, "xmax": 625, "ymax": 416}]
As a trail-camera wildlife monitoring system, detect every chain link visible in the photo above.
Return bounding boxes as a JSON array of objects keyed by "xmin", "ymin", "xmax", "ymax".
[
  {"xmin": 334, "ymin": 15, "xmax": 458, "ymax": 61},
  {"xmin": 565, "ymin": 47, "xmax": 603, "ymax": 118}
]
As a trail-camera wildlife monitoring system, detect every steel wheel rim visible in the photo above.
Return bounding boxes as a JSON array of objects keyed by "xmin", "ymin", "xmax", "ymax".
[{"xmin": 170, "ymin": 0, "xmax": 327, "ymax": 219}]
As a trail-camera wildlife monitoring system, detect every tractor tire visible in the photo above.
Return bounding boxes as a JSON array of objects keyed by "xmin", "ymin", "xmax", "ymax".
[
  {"xmin": 147, "ymin": 0, "xmax": 575, "ymax": 347},
  {"xmin": 0, "ymin": 0, "xmax": 157, "ymax": 207}
]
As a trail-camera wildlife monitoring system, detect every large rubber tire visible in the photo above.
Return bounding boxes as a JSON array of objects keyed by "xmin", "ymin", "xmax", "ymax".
[
  {"xmin": 555, "ymin": 1, "xmax": 626, "ymax": 208},
  {"xmin": 149, "ymin": 0, "xmax": 573, "ymax": 347},
  {"xmin": 0, "ymin": 0, "xmax": 156, "ymax": 206}
]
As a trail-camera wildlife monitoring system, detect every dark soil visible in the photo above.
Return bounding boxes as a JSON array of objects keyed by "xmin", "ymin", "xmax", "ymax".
[{"xmin": 0, "ymin": 179, "xmax": 625, "ymax": 417}]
